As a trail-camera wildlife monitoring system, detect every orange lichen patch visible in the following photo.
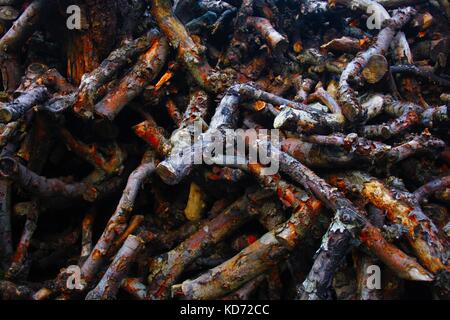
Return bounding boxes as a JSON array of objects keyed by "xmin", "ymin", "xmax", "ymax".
[
  {"xmin": 269, "ymin": 173, "xmax": 280, "ymax": 183},
  {"xmin": 282, "ymin": 221, "xmax": 299, "ymax": 245},
  {"xmin": 248, "ymin": 162, "xmax": 319, "ymax": 215},
  {"xmin": 327, "ymin": 175, "xmax": 348, "ymax": 193},
  {"xmin": 293, "ymin": 41, "xmax": 303, "ymax": 53},
  {"xmin": 362, "ymin": 180, "xmax": 416, "ymax": 232},
  {"xmin": 284, "ymin": 188, "xmax": 297, "ymax": 205},
  {"xmin": 155, "ymin": 70, "xmax": 173, "ymax": 91},
  {"xmin": 254, "ymin": 100, "xmax": 267, "ymax": 111},
  {"xmin": 307, "ymin": 198, "xmax": 322, "ymax": 212},
  {"xmin": 280, "ymin": 139, "xmax": 304, "ymax": 158},
  {"xmin": 422, "ymin": 127, "xmax": 431, "ymax": 136},
  {"xmin": 143, "ymin": 37, "xmax": 164, "ymax": 62},
  {"xmin": 247, "ymin": 163, "xmax": 263, "ymax": 175},
  {"xmin": 277, "ymin": 187, "xmax": 295, "ymax": 207},
  {"xmin": 418, "ymin": 31, "xmax": 427, "ymax": 38},
  {"xmin": 281, "ymin": 198, "xmax": 321, "ymax": 248},
  {"xmin": 359, "ymin": 37, "xmax": 369, "ymax": 47},
  {"xmin": 133, "ymin": 121, "xmax": 166, "ymax": 153},
  {"xmin": 92, "ymin": 249, "xmax": 103, "ymax": 259}
]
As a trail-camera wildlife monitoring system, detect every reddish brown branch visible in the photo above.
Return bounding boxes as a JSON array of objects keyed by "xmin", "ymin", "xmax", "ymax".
[
  {"xmin": 147, "ymin": 189, "xmax": 272, "ymax": 299},
  {"xmin": 173, "ymin": 193, "xmax": 322, "ymax": 299},
  {"xmin": 6, "ymin": 201, "xmax": 39, "ymax": 279},
  {"xmin": 73, "ymin": 30, "xmax": 161, "ymax": 118},
  {"xmin": 86, "ymin": 235, "xmax": 145, "ymax": 300},
  {"xmin": 94, "ymin": 33, "xmax": 169, "ymax": 120},
  {"xmin": 0, "ymin": 156, "xmax": 87, "ymax": 199},
  {"xmin": 81, "ymin": 150, "xmax": 156, "ymax": 283}
]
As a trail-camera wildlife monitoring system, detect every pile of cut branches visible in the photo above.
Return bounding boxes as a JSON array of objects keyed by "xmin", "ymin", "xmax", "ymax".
[{"xmin": 0, "ymin": 0, "xmax": 448, "ymax": 300}]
